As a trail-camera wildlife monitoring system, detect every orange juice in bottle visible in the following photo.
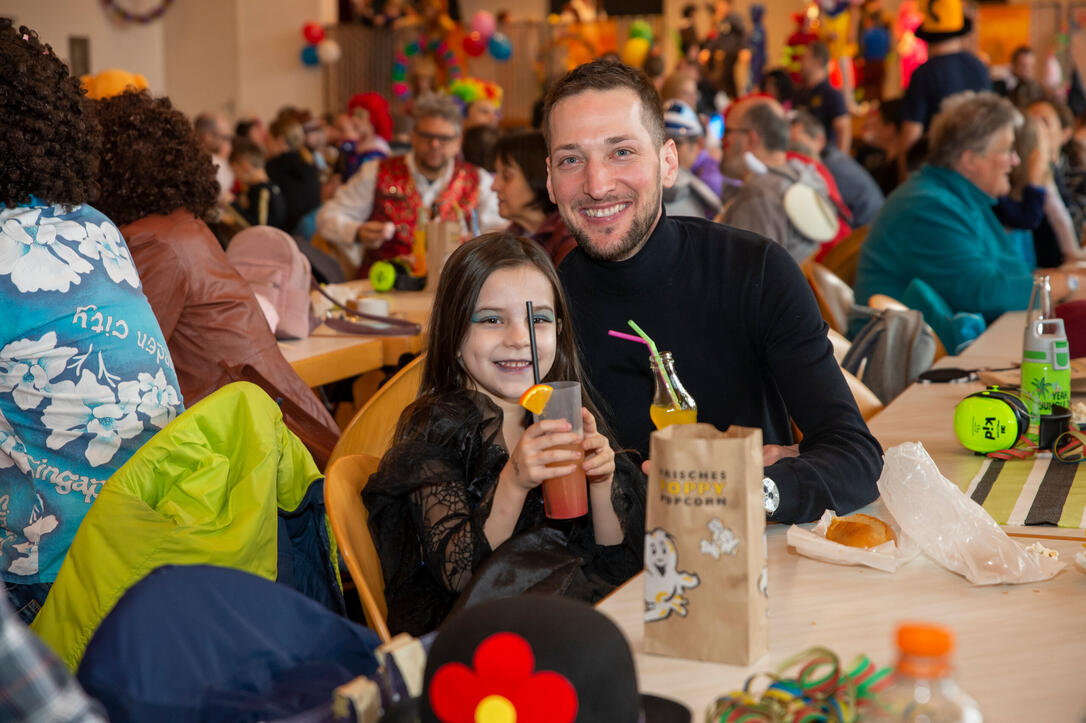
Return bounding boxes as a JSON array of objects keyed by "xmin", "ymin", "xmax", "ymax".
[{"xmin": 649, "ymin": 351, "xmax": 697, "ymax": 430}]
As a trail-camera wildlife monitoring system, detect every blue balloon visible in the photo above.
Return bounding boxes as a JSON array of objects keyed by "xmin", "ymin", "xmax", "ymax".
[
  {"xmin": 488, "ymin": 32, "xmax": 512, "ymax": 61},
  {"xmin": 300, "ymin": 45, "xmax": 320, "ymax": 67}
]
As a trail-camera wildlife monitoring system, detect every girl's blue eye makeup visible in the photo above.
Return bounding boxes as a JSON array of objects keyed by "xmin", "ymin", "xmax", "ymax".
[
  {"xmin": 532, "ymin": 311, "xmax": 555, "ymax": 323},
  {"xmin": 470, "ymin": 312, "xmax": 500, "ymax": 324}
]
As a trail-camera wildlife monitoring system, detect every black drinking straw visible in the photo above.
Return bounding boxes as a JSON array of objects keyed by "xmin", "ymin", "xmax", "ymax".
[{"xmin": 526, "ymin": 301, "xmax": 540, "ymax": 384}]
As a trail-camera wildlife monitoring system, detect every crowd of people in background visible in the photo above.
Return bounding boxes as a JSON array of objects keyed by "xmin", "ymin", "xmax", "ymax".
[{"xmin": 9, "ymin": 0, "xmax": 1086, "ymax": 715}]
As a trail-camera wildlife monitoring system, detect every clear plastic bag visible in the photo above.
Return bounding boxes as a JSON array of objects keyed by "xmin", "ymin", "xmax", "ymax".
[
  {"xmin": 877, "ymin": 442, "xmax": 1066, "ymax": 584},
  {"xmin": 786, "ymin": 508, "xmax": 919, "ymax": 573}
]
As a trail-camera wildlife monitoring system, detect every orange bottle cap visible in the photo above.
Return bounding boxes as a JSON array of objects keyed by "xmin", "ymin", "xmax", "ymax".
[{"xmin": 896, "ymin": 623, "xmax": 955, "ymax": 657}]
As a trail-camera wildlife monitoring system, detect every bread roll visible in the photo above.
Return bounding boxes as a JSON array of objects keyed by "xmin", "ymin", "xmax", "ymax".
[{"xmin": 825, "ymin": 513, "xmax": 896, "ymax": 549}]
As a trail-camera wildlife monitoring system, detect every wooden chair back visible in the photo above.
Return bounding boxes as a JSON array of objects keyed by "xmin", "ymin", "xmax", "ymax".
[
  {"xmin": 329, "ymin": 355, "xmax": 423, "ymax": 469},
  {"xmin": 324, "ymin": 454, "xmax": 391, "ymax": 643},
  {"xmin": 803, "ymin": 260, "xmax": 855, "ymax": 334},
  {"xmin": 820, "ymin": 224, "xmax": 868, "ymax": 287},
  {"xmin": 841, "ymin": 367, "xmax": 884, "ymax": 421},
  {"xmin": 827, "ymin": 328, "xmax": 851, "ymax": 365}
]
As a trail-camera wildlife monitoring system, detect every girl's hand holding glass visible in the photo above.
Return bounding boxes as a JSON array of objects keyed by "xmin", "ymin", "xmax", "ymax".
[
  {"xmin": 504, "ymin": 418, "xmax": 583, "ymax": 492},
  {"xmin": 581, "ymin": 407, "xmax": 615, "ymax": 486}
]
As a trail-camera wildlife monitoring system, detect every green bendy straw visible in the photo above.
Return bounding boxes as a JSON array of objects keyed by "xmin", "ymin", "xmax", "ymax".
[{"xmin": 627, "ymin": 319, "xmax": 680, "ymax": 409}]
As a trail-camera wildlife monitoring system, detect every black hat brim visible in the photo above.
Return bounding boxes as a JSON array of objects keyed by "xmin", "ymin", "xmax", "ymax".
[
  {"xmin": 386, "ymin": 694, "xmax": 691, "ymax": 723},
  {"xmin": 915, "ymin": 15, "xmax": 972, "ymax": 42},
  {"xmin": 641, "ymin": 693, "xmax": 692, "ymax": 723}
]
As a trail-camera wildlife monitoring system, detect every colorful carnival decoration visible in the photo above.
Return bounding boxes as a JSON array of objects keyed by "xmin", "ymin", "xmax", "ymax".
[
  {"xmin": 894, "ymin": 0, "xmax": 927, "ymax": 88},
  {"xmin": 470, "ymin": 10, "xmax": 498, "ymax": 39},
  {"xmin": 317, "ymin": 38, "xmax": 342, "ymax": 64},
  {"xmin": 620, "ymin": 20, "xmax": 655, "ymax": 69},
  {"xmin": 81, "ymin": 68, "xmax": 148, "ymax": 100},
  {"xmin": 392, "ymin": 35, "xmax": 464, "ymax": 101},
  {"xmin": 302, "ymin": 21, "xmax": 325, "ymax": 44},
  {"xmin": 447, "ymin": 77, "xmax": 504, "ymax": 110},
  {"xmin": 628, "ymin": 19, "xmax": 654, "ymax": 42},
  {"xmin": 299, "ymin": 22, "xmax": 340, "ymax": 68},
  {"xmin": 748, "ymin": 4, "xmax": 768, "ymax": 89},
  {"xmin": 463, "ymin": 31, "xmax": 488, "ymax": 57},
  {"xmin": 488, "ymin": 32, "xmax": 513, "ymax": 61},
  {"xmin": 300, "ymin": 45, "xmax": 320, "ymax": 67},
  {"xmin": 102, "ymin": 0, "xmax": 174, "ymax": 24}
]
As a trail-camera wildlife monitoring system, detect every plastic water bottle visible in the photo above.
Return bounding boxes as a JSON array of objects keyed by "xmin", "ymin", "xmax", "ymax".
[
  {"xmin": 869, "ymin": 623, "xmax": 982, "ymax": 723},
  {"xmin": 1022, "ymin": 317, "xmax": 1071, "ymax": 439}
]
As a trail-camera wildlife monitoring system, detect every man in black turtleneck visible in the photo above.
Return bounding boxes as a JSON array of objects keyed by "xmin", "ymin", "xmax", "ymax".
[{"xmin": 542, "ymin": 59, "xmax": 883, "ymax": 524}]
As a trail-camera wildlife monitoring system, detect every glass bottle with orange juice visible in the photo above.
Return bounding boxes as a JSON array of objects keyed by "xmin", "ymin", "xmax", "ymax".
[{"xmin": 649, "ymin": 351, "xmax": 697, "ymax": 429}]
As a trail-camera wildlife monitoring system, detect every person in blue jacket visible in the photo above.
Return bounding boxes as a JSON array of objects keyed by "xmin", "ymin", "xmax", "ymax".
[{"xmin": 855, "ymin": 92, "xmax": 1086, "ymax": 324}]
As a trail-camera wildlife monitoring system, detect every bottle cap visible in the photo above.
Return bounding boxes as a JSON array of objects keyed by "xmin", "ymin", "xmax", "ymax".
[{"xmin": 896, "ymin": 623, "xmax": 954, "ymax": 657}]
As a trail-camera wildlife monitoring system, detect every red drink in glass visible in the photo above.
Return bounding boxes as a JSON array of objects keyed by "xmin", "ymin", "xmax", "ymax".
[{"xmin": 542, "ymin": 443, "xmax": 588, "ymax": 519}]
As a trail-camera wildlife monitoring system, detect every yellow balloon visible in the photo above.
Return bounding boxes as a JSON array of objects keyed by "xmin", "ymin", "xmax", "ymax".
[{"xmin": 621, "ymin": 37, "xmax": 650, "ymax": 68}]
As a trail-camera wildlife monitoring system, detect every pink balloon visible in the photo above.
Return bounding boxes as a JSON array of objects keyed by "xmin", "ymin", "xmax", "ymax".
[
  {"xmin": 470, "ymin": 10, "xmax": 496, "ymax": 39},
  {"xmin": 302, "ymin": 22, "xmax": 324, "ymax": 44}
]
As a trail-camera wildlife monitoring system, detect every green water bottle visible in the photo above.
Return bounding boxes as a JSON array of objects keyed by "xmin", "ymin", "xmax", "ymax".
[{"xmin": 1022, "ymin": 317, "xmax": 1071, "ymax": 441}]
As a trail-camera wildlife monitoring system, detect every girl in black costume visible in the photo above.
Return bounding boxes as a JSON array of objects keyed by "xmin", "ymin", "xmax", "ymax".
[{"xmin": 364, "ymin": 232, "xmax": 644, "ymax": 636}]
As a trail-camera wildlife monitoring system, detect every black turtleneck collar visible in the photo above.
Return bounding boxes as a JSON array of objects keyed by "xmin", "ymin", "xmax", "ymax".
[{"xmin": 562, "ymin": 208, "xmax": 682, "ymax": 296}]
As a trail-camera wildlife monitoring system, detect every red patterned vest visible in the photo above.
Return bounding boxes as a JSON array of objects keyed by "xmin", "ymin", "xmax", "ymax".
[{"xmin": 366, "ymin": 155, "xmax": 481, "ymax": 272}]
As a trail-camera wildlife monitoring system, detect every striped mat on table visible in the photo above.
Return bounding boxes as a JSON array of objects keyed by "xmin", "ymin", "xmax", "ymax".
[{"xmin": 960, "ymin": 454, "xmax": 1086, "ymax": 528}]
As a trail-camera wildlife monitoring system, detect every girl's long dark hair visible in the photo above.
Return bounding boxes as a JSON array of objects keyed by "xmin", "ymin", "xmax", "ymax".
[{"xmin": 396, "ymin": 232, "xmax": 611, "ymax": 441}]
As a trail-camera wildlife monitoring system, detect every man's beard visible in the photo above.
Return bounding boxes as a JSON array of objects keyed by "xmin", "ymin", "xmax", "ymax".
[
  {"xmin": 564, "ymin": 174, "xmax": 663, "ymax": 263},
  {"xmin": 417, "ymin": 154, "xmax": 449, "ymax": 175}
]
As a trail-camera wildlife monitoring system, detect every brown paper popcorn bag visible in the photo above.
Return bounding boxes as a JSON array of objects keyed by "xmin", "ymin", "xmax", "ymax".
[
  {"xmin": 423, "ymin": 220, "xmax": 461, "ymax": 291},
  {"xmin": 643, "ymin": 423, "xmax": 768, "ymax": 665}
]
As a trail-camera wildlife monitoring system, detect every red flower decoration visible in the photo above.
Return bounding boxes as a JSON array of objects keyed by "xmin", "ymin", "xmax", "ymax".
[{"xmin": 429, "ymin": 632, "xmax": 578, "ymax": 723}]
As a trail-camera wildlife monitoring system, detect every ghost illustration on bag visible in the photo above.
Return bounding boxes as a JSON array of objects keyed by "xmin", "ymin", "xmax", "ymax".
[{"xmin": 644, "ymin": 528, "xmax": 700, "ymax": 622}]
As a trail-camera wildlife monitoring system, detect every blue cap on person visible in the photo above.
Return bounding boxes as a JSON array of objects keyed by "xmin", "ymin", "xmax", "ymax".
[
  {"xmin": 418, "ymin": 595, "xmax": 690, "ymax": 723},
  {"xmin": 663, "ymin": 100, "xmax": 703, "ymax": 139}
]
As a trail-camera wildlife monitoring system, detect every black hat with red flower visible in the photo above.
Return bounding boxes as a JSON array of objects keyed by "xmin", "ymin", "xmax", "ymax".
[{"xmin": 418, "ymin": 595, "xmax": 690, "ymax": 723}]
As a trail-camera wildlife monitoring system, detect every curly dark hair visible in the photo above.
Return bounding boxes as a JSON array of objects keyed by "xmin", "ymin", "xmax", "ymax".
[
  {"xmin": 91, "ymin": 90, "xmax": 219, "ymax": 227},
  {"xmin": 0, "ymin": 20, "xmax": 101, "ymax": 207}
]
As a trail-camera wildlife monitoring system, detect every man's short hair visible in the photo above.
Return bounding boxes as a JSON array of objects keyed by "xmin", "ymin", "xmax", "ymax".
[
  {"xmin": 791, "ymin": 109, "xmax": 825, "ymax": 140},
  {"xmin": 1011, "ymin": 45, "xmax": 1034, "ymax": 64},
  {"xmin": 542, "ymin": 59, "xmax": 665, "ymax": 149},
  {"xmin": 229, "ymin": 136, "xmax": 265, "ymax": 167},
  {"xmin": 928, "ymin": 91, "xmax": 1021, "ymax": 168},
  {"xmin": 660, "ymin": 70, "xmax": 697, "ymax": 106},
  {"xmin": 194, "ymin": 113, "xmax": 221, "ymax": 137},
  {"xmin": 412, "ymin": 93, "xmax": 463, "ymax": 132},
  {"xmin": 269, "ymin": 116, "xmax": 305, "ymax": 151},
  {"xmin": 744, "ymin": 100, "xmax": 791, "ymax": 152},
  {"xmin": 807, "ymin": 41, "xmax": 831, "ymax": 68},
  {"xmin": 878, "ymin": 97, "xmax": 904, "ymax": 129},
  {"xmin": 1032, "ymin": 96, "xmax": 1074, "ymax": 130}
]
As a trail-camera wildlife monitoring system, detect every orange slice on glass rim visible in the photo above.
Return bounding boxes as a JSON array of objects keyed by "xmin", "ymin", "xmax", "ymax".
[{"xmin": 519, "ymin": 383, "xmax": 553, "ymax": 415}]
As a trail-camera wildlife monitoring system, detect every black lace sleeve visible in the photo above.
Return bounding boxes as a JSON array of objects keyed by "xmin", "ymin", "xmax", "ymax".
[
  {"xmin": 364, "ymin": 392, "xmax": 510, "ymax": 601},
  {"xmin": 409, "ymin": 455, "xmax": 496, "ymax": 593}
]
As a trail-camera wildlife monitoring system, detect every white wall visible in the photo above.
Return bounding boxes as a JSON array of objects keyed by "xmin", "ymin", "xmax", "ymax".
[
  {"xmin": 162, "ymin": 0, "xmax": 239, "ymax": 119},
  {"xmin": 236, "ymin": 0, "xmax": 329, "ymax": 123},
  {"xmin": 0, "ymin": 0, "xmax": 165, "ymax": 90}
]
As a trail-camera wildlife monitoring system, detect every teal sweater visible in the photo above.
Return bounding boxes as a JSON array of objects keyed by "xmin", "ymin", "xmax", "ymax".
[{"xmin": 854, "ymin": 165, "xmax": 1033, "ymax": 322}]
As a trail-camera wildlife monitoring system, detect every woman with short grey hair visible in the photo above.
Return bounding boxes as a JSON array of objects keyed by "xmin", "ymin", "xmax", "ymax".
[{"xmin": 854, "ymin": 91, "xmax": 1083, "ymax": 330}]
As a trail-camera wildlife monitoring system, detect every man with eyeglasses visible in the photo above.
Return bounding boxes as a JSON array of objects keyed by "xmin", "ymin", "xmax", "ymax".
[{"xmin": 317, "ymin": 93, "xmax": 501, "ymax": 275}]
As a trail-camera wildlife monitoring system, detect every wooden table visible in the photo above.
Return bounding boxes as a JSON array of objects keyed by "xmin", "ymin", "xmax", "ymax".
[
  {"xmin": 280, "ymin": 282, "xmax": 433, "ymax": 387},
  {"xmin": 865, "ymin": 310, "xmax": 1086, "ymax": 539},
  {"xmin": 597, "ymin": 311, "xmax": 1086, "ymax": 721},
  {"xmin": 597, "ymin": 525, "xmax": 1086, "ymax": 721}
]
